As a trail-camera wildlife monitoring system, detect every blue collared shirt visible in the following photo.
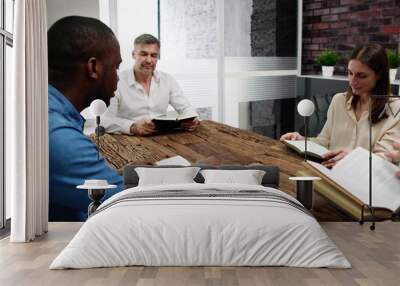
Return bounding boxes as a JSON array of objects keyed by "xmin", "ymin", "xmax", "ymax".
[{"xmin": 49, "ymin": 84, "xmax": 123, "ymax": 221}]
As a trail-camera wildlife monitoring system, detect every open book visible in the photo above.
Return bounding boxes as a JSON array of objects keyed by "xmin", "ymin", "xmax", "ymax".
[
  {"xmin": 305, "ymin": 147, "xmax": 400, "ymax": 219},
  {"xmin": 152, "ymin": 114, "xmax": 197, "ymax": 132},
  {"xmin": 284, "ymin": 140, "xmax": 329, "ymax": 159},
  {"xmin": 155, "ymin": 155, "xmax": 191, "ymax": 166}
]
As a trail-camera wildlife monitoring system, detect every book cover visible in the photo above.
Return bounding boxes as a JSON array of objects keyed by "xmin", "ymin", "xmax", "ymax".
[
  {"xmin": 152, "ymin": 114, "xmax": 197, "ymax": 132},
  {"xmin": 284, "ymin": 140, "xmax": 329, "ymax": 159}
]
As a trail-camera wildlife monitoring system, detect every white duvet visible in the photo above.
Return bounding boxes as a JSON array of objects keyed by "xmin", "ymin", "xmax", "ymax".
[{"xmin": 50, "ymin": 183, "xmax": 350, "ymax": 269}]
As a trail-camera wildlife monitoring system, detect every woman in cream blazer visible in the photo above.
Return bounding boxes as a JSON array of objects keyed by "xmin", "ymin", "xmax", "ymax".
[{"xmin": 281, "ymin": 44, "xmax": 400, "ymax": 168}]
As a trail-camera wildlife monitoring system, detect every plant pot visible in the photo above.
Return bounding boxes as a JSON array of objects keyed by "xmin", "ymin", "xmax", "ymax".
[
  {"xmin": 322, "ymin": 66, "xmax": 334, "ymax": 77},
  {"xmin": 390, "ymin": 68, "xmax": 398, "ymax": 82}
]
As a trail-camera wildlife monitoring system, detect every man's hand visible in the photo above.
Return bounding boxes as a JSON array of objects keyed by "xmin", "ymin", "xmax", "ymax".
[
  {"xmin": 181, "ymin": 118, "xmax": 200, "ymax": 131},
  {"xmin": 130, "ymin": 119, "xmax": 155, "ymax": 136},
  {"xmin": 321, "ymin": 149, "xmax": 349, "ymax": 168},
  {"xmin": 384, "ymin": 141, "xmax": 400, "ymax": 178},
  {"xmin": 280, "ymin": 132, "xmax": 305, "ymax": 141}
]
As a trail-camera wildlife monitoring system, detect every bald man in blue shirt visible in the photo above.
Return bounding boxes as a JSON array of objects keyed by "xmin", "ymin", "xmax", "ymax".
[{"xmin": 48, "ymin": 16, "xmax": 123, "ymax": 221}]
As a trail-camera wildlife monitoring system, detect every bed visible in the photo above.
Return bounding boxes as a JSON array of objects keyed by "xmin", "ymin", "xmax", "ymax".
[{"xmin": 50, "ymin": 165, "xmax": 350, "ymax": 269}]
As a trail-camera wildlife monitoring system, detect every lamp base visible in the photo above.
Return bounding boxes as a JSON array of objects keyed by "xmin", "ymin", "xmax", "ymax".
[
  {"xmin": 296, "ymin": 180, "xmax": 313, "ymax": 210},
  {"xmin": 87, "ymin": 189, "xmax": 106, "ymax": 216},
  {"xmin": 95, "ymin": 126, "xmax": 105, "ymax": 136}
]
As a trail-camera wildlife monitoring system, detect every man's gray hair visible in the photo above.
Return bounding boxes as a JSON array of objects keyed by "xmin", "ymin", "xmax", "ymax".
[{"xmin": 134, "ymin": 34, "xmax": 160, "ymax": 48}]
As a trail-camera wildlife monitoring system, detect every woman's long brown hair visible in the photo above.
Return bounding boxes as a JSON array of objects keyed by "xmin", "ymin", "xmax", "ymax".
[{"xmin": 346, "ymin": 44, "xmax": 391, "ymax": 124}]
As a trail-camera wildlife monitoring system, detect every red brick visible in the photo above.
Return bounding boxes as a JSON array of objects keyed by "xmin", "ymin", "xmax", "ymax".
[
  {"xmin": 330, "ymin": 7, "xmax": 349, "ymax": 14},
  {"xmin": 394, "ymin": 17, "xmax": 400, "ymax": 25},
  {"xmin": 322, "ymin": 14, "xmax": 339, "ymax": 22},
  {"xmin": 313, "ymin": 23, "xmax": 330, "ymax": 29},
  {"xmin": 339, "ymin": 27, "xmax": 360, "ymax": 35},
  {"xmin": 311, "ymin": 51, "xmax": 320, "ymax": 58},
  {"xmin": 330, "ymin": 22, "xmax": 347, "ymax": 29},
  {"xmin": 359, "ymin": 10, "xmax": 381, "ymax": 19},
  {"xmin": 312, "ymin": 37, "xmax": 329, "ymax": 44},
  {"xmin": 382, "ymin": 9, "xmax": 400, "ymax": 17},
  {"xmin": 340, "ymin": 0, "xmax": 363, "ymax": 5},
  {"xmin": 369, "ymin": 18, "xmax": 393, "ymax": 26},
  {"xmin": 305, "ymin": 44, "xmax": 320, "ymax": 50},
  {"xmin": 339, "ymin": 13, "xmax": 359, "ymax": 20},
  {"xmin": 305, "ymin": 2, "xmax": 322, "ymax": 10},
  {"xmin": 369, "ymin": 34, "xmax": 390, "ymax": 42},
  {"xmin": 381, "ymin": 26, "xmax": 400, "ymax": 34},
  {"xmin": 327, "ymin": 0, "xmax": 340, "ymax": 8},
  {"xmin": 336, "ymin": 35, "xmax": 349, "ymax": 43},
  {"xmin": 314, "ymin": 8, "xmax": 330, "ymax": 16},
  {"xmin": 371, "ymin": 0, "xmax": 397, "ymax": 9},
  {"xmin": 319, "ymin": 29, "xmax": 339, "ymax": 37}
]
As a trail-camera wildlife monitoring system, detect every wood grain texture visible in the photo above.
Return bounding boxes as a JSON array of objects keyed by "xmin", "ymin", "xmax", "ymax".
[
  {"xmin": 1, "ymin": 222, "xmax": 400, "ymax": 286},
  {"xmin": 92, "ymin": 120, "xmax": 351, "ymax": 221}
]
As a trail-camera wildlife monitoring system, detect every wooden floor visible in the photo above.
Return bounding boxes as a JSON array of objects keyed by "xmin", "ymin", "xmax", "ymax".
[{"xmin": 1, "ymin": 222, "xmax": 399, "ymax": 286}]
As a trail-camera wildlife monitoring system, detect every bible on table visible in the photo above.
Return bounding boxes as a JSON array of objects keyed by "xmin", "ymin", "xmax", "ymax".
[{"xmin": 300, "ymin": 147, "xmax": 400, "ymax": 220}]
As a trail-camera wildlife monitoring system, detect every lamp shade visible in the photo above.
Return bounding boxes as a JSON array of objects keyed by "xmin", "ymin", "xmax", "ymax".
[
  {"xmin": 90, "ymin": 99, "xmax": 107, "ymax": 117},
  {"xmin": 297, "ymin": 99, "xmax": 315, "ymax": 117}
]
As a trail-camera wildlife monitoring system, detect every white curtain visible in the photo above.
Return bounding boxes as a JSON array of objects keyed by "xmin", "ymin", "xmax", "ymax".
[{"xmin": 7, "ymin": 0, "xmax": 48, "ymax": 242}]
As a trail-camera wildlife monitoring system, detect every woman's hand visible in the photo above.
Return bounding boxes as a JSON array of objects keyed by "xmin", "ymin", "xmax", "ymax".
[
  {"xmin": 322, "ymin": 149, "xmax": 349, "ymax": 168},
  {"xmin": 280, "ymin": 132, "xmax": 305, "ymax": 141},
  {"xmin": 384, "ymin": 141, "xmax": 400, "ymax": 178}
]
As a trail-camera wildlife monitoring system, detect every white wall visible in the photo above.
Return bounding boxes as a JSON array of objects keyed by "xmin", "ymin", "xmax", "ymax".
[
  {"xmin": 224, "ymin": 0, "xmax": 252, "ymax": 57},
  {"xmin": 46, "ymin": 0, "xmax": 100, "ymax": 28},
  {"xmin": 116, "ymin": 0, "xmax": 158, "ymax": 71}
]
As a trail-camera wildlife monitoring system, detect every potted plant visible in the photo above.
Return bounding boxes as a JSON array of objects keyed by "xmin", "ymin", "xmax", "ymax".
[
  {"xmin": 386, "ymin": 49, "xmax": 400, "ymax": 82},
  {"xmin": 316, "ymin": 49, "xmax": 339, "ymax": 77}
]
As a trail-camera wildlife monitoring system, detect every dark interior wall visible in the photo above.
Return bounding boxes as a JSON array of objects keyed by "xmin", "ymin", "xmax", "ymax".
[
  {"xmin": 251, "ymin": 0, "xmax": 297, "ymax": 56},
  {"xmin": 302, "ymin": 0, "xmax": 400, "ymax": 74},
  {"xmin": 251, "ymin": 0, "xmax": 276, "ymax": 56},
  {"xmin": 276, "ymin": 0, "xmax": 298, "ymax": 56},
  {"xmin": 249, "ymin": 0, "xmax": 298, "ymax": 139}
]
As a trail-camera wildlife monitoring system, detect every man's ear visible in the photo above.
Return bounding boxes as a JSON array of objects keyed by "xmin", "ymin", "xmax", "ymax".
[
  {"xmin": 87, "ymin": 57, "xmax": 101, "ymax": 79},
  {"xmin": 132, "ymin": 50, "xmax": 136, "ymax": 60}
]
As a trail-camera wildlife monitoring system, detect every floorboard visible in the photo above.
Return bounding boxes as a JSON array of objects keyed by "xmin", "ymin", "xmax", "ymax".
[{"xmin": 0, "ymin": 222, "xmax": 399, "ymax": 286}]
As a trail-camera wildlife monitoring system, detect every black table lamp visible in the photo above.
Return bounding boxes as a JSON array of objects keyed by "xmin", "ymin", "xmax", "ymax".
[
  {"xmin": 90, "ymin": 99, "xmax": 107, "ymax": 160},
  {"xmin": 365, "ymin": 95, "xmax": 400, "ymax": 230},
  {"xmin": 297, "ymin": 99, "xmax": 315, "ymax": 161}
]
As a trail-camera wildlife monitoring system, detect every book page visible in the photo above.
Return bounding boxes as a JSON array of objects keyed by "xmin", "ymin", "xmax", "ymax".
[
  {"xmin": 153, "ymin": 115, "xmax": 178, "ymax": 121},
  {"xmin": 153, "ymin": 114, "xmax": 197, "ymax": 121},
  {"xmin": 285, "ymin": 140, "xmax": 329, "ymax": 157},
  {"xmin": 177, "ymin": 114, "xmax": 197, "ymax": 121},
  {"xmin": 155, "ymin": 155, "xmax": 191, "ymax": 166},
  {"xmin": 326, "ymin": 147, "xmax": 400, "ymax": 211}
]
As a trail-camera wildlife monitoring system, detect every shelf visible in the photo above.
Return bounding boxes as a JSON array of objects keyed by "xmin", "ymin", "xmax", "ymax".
[{"xmin": 298, "ymin": 74, "xmax": 400, "ymax": 86}]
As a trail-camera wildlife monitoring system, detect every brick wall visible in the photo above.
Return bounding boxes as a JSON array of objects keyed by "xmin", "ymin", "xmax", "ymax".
[{"xmin": 302, "ymin": 0, "xmax": 400, "ymax": 74}]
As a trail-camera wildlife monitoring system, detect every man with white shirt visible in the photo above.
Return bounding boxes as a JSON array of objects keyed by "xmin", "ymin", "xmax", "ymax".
[{"xmin": 102, "ymin": 34, "xmax": 200, "ymax": 135}]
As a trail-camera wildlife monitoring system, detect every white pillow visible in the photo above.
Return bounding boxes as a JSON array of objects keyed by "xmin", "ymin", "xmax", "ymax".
[
  {"xmin": 136, "ymin": 167, "xmax": 200, "ymax": 186},
  {"xmin": 200, "ymin": 169, "xmax": 266, "ymax": 185}
]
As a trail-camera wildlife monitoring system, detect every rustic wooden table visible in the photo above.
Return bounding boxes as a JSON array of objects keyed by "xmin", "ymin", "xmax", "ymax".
[{"xmin": 92, "ymin": 120, "xmax": 351, "ymax": 221}]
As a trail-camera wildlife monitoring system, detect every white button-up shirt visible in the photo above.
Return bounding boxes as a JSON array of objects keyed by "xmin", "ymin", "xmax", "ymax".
[{"xmin": 102, "ymin": 68, "xmax": 198, "ymax": 134}]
